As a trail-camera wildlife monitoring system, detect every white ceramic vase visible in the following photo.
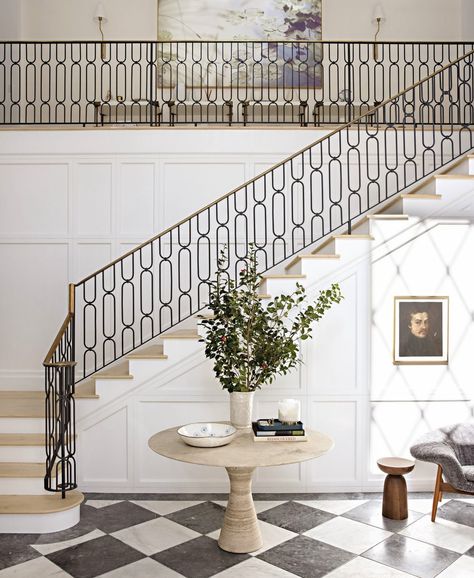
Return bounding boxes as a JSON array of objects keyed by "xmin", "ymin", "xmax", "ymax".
[{"xmin": 229, "ymin": 391, "xmax": 255, "ymax": 430}]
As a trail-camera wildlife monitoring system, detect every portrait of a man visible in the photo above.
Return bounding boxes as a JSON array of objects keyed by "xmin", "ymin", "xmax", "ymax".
[{"xmin": 393, "ymin": 297, "xmax": 448, "ymax": 364}]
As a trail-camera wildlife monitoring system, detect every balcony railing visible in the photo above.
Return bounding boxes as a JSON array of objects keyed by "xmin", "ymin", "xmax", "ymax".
[{"xmin": 2, "ymin": 40, "xmax": 473, "ymax": 126}]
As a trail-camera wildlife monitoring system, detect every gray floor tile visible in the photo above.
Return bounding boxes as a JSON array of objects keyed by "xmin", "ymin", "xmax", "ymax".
[
  {"xmin": 152, "ymin": 536, "xmax": 249, "ymax": 578},
  {"xmin": 165, "ymin": 502, "xmax": 226, "ymax": 534},
  {"xmin": 0, "ymin": 534, "xmax": 41, "ymax": 571},
  {"xmin": 362, "ymin": 534, "xmax": 460, "ymax": 578},
  {"xmin": 34, "ymin": 504, "xmax": 99, "ymax": 544},
  {"xmin": 46, "ymin": 535, "xmax": 145, "ymax": 578},
  {"xmin": 343, "ymin": 500, "xmax": 424, "ymax": 531},
  {"xmin": 258, "ymin": 501, "xmax": 335, "ymax": 533},
  {"xmin": 438, "ymin": 499, "xmax": 474, "ymax": 528},
  {"xmin": 93, "ymin": 501, "xmax": 158, "ymax": 533},
  {"xmin": 258, "ymin": 535, "xmax": 355, "ymax": 578}
]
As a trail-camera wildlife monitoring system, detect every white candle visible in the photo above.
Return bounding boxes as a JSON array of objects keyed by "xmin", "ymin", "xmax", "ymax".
[{"xmin": 278, "ymin": 399, "xmax": 301, "ymax": 423}]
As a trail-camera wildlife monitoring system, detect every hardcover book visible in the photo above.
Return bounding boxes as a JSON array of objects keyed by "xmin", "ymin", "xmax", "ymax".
[
  {"xmin": 255, "ymin": 418, "xmax": 304, "ymax": 432},
  {"xmin": 252, "ymin": 423, "xmax": 307, "ymax": 442}
]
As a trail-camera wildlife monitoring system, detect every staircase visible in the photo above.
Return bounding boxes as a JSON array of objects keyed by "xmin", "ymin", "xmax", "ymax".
[{"xmin": 1, "ymin": 49, "xmax": 474, "ymax": 532}]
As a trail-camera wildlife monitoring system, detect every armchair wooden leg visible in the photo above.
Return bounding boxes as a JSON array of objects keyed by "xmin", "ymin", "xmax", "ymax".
[{"xmin": 431, "ymin": 465, "xmax": 443, "ymax": 522}]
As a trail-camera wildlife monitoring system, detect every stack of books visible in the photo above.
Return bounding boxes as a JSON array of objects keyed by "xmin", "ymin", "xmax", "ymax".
[{"xmin": 252, "ymin": 418, "xmax": 307, "ymax": 442}]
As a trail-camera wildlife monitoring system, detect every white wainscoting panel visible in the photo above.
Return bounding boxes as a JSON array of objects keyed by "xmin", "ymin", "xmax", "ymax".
[
  {"xmin": 80, "ymin": 406, "xmax": 129, "ymax": 485},
  {"xmin": 119, "ymin": 163, "xmax": 156, "ymax": 235},
  {"xmin": 76, "ymin": 163, "xmax": 113, "ymax": 236},
  {"xmin": 0, "ymin": 163, "xmax": 69, "ymax": 235}
]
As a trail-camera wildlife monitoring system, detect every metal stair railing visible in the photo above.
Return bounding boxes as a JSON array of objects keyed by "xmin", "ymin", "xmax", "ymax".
[
  {"xmin": 43, "ymin": 48, "xmax": 474, "ymax": 495},
  {"xmin": 2, "ymin": 40, "xmax": 473, "ymax": 126}
]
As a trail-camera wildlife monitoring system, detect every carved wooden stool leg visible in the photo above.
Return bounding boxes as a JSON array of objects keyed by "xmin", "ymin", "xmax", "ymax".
[{"xmin": 218, "ymin": 466, "xmax": 263, "ymax": 554}]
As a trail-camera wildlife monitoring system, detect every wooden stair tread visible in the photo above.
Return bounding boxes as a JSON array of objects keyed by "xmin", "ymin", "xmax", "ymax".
[
  {"xmin": 0, "ymin": 393, "xmax": 44, "ymax": 418},
  {"xmin": 0, "ymin": 434, "xmax": 44, "ymax": 446},
  {"xmin": 95, "ymin": 362, "xmax": 132, "ymax": 380},
  {"xmin": 333, "ymin": 234, "xmax": 374, "ymax": 240},
  {"xmin": 435, "ymin": 174, "xmax": 474, "ymax": 180},
  {"xmin": 0, "ymin": 462, "xmax": 44, "ymax": 478},
  {"xmin": 400, "ymin": 193, "xmax": 442, "ymax": 200},
  {"xmin": 0, "ymin": 490, "xmax": 84, "ymax": 514},
  {"xmin": 285, "ymin": 254, "xmax": 341, "ymax": 270},
  {"xmin": 262, "ymin": 274, "xmax": 306, "ymax": 279},
  {"xmin": 127, "ymin": 345, "xmax": 167, "ymax": 359},
  {"xmin": 161, "ymin": 330, "xmax": 200, "ymax": 339},
  {"xmin": 368, "ymin": 214, "xmax": 410, "ymax": 220}
]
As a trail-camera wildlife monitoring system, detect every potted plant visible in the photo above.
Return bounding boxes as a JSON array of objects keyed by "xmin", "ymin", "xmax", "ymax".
[{"xmin": 200, "ymin": 247, "xmax": 343, "ymax": 429}]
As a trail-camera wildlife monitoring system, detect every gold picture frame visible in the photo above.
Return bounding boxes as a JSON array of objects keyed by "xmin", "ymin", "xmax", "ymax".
[{"xmin": 393, "ymin": 296, "xmax": 449, "ymax": 365}]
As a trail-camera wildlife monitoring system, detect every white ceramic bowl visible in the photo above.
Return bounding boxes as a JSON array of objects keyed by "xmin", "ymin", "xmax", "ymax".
[{"xmin": 177, "ymin": 423, "xmax": 237, "ymax": 448}]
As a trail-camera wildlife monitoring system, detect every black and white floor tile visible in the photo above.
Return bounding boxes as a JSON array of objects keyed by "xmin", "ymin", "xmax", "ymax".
[{"xmin": 2, "ymin": 494, "xmax": 474, "ymax": 577}]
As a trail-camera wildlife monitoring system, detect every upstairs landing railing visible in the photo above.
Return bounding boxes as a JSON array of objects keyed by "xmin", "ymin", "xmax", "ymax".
[
  {"xmin": 43, "ymin": 48, "xmax": 474, "ymax": 494},
  {"xmin": 2, "ymin": 41, "xmax": 473, "ymax": 126}
]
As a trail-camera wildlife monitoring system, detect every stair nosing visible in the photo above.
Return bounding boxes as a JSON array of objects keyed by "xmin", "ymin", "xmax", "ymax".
[{"xmin": 0, "ymin": 490, "xmax": 84, "ymax": 514}]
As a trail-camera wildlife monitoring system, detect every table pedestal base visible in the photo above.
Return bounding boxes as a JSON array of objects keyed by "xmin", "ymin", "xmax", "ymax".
[{"xmin": 218, "ymin": 467, "xmax": 263, "ymax": 553}]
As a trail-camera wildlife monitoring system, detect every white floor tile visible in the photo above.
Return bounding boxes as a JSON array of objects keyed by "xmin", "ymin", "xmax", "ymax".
[
  {"xmin": 400, "ymin": 515, "xmax": 474, "ymax": 553},
  {"xmin": 211, "ymin": 500, "xmax": 284, "ymax": 514},
  {"xmin": 85, "ymin": 500, "xmax": 123, "ymax": 509},
  {"xmin": 436, "ymin": 555, "xmax": 474, "ymax": 578},
  {"xmin": 408, "ymin": 498, "xmax": 436, "ymax": 514},
  {"xmin": 98, "ymin": 557, "xmax": 185, "ymax": 578},
  {"xmin": 0, "ymin": 557, "xmax": 71, "ymax": 577},
  {"xmin": 130, "ymin": 500, "xmax": 202, "ymax": 515},
  {"xmin": 324, "ymin": 556, "xmax": 415, "ymax": 577},
  {"xmin": 112, "ymin": 517, "xmax": 199, "ymax": 555},
  {"xmin": 213, "ymin": 557, "xmax": 300, "ymax": 577},
  {"xmin": 31, "ymin": 529, "xmax": 105, "ymax": 555},
  {"xmin": 304, "ymin": 517, "xmax": 392, "ymax": 554},
  {"xmin": 295, "ymin": 499, "xmax": 369, "ymax": 515},
  {"xmin": 207, "ymin": 520, "xmax": 296, "ymax": 555}
]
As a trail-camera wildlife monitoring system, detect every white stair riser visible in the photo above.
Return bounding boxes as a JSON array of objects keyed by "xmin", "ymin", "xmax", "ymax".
[
  {"xmin": 0, "ymin": 446, "xmax": 45, "ymax": 462},
  {"xmin": 0, "ymin": 506, "xmax": 80, "ymax": 533},
  {"xmin": 469, "ymin": 158, "xmax": 474, "ymax": 175},
  {"xmin": 0, "ymin": 478, "xmax": 47, "ymax": 494},
  {"xmin": 262, "ymin": 278, "xmax": 305, "ymax": 296},
  {"xmin": 160, "ymin": 339, "xmax": 202, "ymax": 359},
  {"xmin": 435, "ymin": 178, "xmax": 474, "ymax": 195},
  {"xmin": 287, "ymin": 259, "xmax": 343, "ymax": 279},
  {"xmin": 0, "ymin": 418, "xmax": 44, "ymax": 434},
  {"xmin": 369, "ymin": 219, "xmax": 415, "ymax": 242},
  {"xmin": 333, "ymin": 238, "xmax": 372, "ymax": 260}
]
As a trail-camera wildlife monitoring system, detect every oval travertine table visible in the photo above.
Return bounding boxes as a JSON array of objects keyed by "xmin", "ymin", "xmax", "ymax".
[{"xmin": 148, "ymin": 426, "xmax": 333, "ymax": 554}]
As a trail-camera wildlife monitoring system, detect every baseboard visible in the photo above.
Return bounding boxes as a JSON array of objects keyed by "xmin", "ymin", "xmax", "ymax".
[{"xmin": 0, "ymin": 371, "xmax": 43, "ymax": 390}]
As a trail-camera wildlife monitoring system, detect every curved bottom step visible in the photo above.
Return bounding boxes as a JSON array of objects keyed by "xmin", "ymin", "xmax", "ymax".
[{"xmin": 0, "ymin": 490, "xmax": 84, "ymax": 533}]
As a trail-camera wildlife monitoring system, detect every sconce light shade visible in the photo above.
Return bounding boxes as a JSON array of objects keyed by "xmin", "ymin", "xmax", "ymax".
[
  {"xmin": 372, "ymin": 4, "xmax": 385, "ymax": 22},
  {"xmin": 94, "ymin": 2, "xmax": 108, "ymax": 22}
]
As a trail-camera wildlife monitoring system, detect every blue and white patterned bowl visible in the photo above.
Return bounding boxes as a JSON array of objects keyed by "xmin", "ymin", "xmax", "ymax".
[{"xmin": 177, "ymin": 423, "xmax": 237, "ymax": 447}]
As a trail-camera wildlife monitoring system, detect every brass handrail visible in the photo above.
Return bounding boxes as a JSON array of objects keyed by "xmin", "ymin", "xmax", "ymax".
[{"xmin": 43, "ymin": 283, "xmax": 75, "ymax": 366}]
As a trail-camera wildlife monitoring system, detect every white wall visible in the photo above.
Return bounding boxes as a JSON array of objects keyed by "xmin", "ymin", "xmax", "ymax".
[
  {"xmin": 461, "ymin": 0, "xmax": 474, "ymax": 40},
  {"xmin": 13, "ymin": 0, "xmax": 464, "ymax": 41},
  {"xmin": 0, "ymin": 0, "xmax": 21, "ymax": 39}
]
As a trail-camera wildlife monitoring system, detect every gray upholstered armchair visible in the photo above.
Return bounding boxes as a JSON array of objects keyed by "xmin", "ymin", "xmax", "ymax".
[{"xmin": 410, "ymin": 422, "xmax": 474, "ymax": 521}]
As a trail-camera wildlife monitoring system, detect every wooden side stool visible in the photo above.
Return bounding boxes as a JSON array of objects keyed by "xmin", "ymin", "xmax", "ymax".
[{"xmin": 377, "ymin": 457, "xmax": 415, "ymax": 520}]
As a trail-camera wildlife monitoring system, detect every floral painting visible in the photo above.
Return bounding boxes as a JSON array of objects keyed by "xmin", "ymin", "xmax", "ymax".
[
  {"xmin": 157, "ymin": 0, "xmax": 322, "ymax": 42},
  {"xmin": 157, "ymin": 1, "xmax": 322, "ymax": 89}
]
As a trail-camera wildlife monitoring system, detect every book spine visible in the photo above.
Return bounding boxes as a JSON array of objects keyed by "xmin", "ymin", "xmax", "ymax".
[
  {"xmin": 255, "ymin": 430, "xmax": 305, "ymax": 436},
  {"xmin": 253, "ymin": 436, "xmax": 307, "ymax": 442}
]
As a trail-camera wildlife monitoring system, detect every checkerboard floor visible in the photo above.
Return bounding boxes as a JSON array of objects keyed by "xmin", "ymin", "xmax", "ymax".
[{"xmin": 2, "ymin": 493, "xmax": 474, "ymax": 578}]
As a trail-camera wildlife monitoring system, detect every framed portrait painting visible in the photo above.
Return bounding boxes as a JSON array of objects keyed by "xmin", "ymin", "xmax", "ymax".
[{"xmin": 393, "ymin": 296, "xmax": 449, "ymax": 365}]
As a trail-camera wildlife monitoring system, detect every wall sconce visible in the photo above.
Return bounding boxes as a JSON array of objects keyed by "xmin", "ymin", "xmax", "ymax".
[
  {"xmin": 94, "ymin": 2, "xmax": 108, "ymax": 60},
  {"xmin": 372, "ymin": 4, "xmax": 385, "ymax": 60}
]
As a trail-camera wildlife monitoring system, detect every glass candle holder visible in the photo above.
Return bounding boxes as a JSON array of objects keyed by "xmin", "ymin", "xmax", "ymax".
[{"xmin": 278, "ymin": 399, "xmax": 301, "ymax": 424}]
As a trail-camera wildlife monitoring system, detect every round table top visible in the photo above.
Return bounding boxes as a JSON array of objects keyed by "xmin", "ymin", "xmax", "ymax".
[
  {"xmin": 377, "ymin": 457, "xmax": 415, "ymax": 475},
  {"xmin": 149, "ymin": 426, "xmax": 333, "ymax": 469}
]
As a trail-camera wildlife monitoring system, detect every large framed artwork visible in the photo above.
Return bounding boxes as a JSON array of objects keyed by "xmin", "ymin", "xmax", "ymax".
[
  {"xmin": 393, "ymin": 296, "xmax": 449, "ymax": 365},
  {"xmin": 157, "ymin": 0, "xmax": 323, "ymax": 89},
  {"xmin": 157, "ymin": 0, "xmax": 322, "ymax": 42}
]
